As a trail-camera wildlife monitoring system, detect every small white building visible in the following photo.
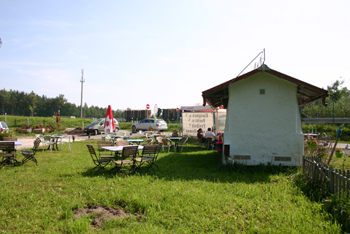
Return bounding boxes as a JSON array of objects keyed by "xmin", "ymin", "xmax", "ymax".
[{"xmin": 202, "ymin": 64, "xmax": 328, "ymax": 166}]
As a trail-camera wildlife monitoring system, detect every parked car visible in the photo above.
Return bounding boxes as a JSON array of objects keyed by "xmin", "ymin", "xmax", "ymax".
[
  {"xmin": 84, "ymin": 118, "xmax": 119, "ymax": 135},
  {"xmin": 132, "ymin": 118, "xmax": 168, "ymax": 132},
  {"xmin": 0, "ymin": 121, "xmax": 9, "ymax": 133}
]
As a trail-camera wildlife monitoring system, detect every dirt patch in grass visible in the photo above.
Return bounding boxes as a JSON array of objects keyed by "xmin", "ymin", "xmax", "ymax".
[
  {"xmin": 72, "ymin": 205, "xmax": 136, "ymax": 229},
  {"xmin": 67, "ymin": 127, "xmax": 84, "ymax": 135}
]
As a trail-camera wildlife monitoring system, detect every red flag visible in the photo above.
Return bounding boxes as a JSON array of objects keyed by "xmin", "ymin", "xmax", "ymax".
[{"xmin": 104, "ymin": 105, "xmax": 115, "ymax": 133}]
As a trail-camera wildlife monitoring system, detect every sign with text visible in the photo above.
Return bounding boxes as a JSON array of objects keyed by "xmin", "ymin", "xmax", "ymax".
[
  {"xmin": 216, "ymin": 109, "xmax": 226, "ymax": 133},
  {"xmin": 182, "ymin": 112, "xmax": 214, "ymax": 136}
]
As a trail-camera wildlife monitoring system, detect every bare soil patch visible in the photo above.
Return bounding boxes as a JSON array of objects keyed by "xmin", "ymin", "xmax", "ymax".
[
  {"xmin": 67, "ymin": 127, "xmax": 84, "ymax": 135},
  {"xmin": 72, "ymin": 205, "xmax": 136, "ymax": 229}
]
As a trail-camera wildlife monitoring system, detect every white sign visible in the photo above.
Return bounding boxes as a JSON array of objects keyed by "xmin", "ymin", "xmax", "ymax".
[{"xmin": 182, "ymin": 112, "xmax": 214, "ymax": 136}]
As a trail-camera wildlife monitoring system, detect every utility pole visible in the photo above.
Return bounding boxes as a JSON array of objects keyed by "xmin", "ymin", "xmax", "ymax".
[{"xmin": 80, "ymin": 69, "xmax": 85, "ymax": 118}]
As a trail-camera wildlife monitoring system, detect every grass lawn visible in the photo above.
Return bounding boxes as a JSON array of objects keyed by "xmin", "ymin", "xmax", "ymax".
[{"xmin": 0, "ymin": 140, "xmax": 342, "ymax": 233}]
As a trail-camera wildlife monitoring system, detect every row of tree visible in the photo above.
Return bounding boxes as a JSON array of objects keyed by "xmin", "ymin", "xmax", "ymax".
[
  {"xmin": 0, "ymin": 89, "xmax": 125, "ymax": 118},
  {"xmin": 301, "ymin": 80, "xmax": 349, "ymax": 118},
  {"xmin": 0, "ymin": 80, "xmax": 347, "ymax": 119}
]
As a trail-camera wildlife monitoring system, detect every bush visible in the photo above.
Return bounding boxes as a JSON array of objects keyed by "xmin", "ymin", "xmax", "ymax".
[{"xmin": 293, "ymin": 172, "xmax": 350, "ymax": 232}]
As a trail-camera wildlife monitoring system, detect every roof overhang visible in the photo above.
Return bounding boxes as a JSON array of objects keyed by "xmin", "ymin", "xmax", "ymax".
[
  {"xmin": 202, "ymin": 64, "xmax": 328, "ymax": 108},
  {"xmin": 180, "ymin": 105, "xmax": 216, "ymax": 112}
]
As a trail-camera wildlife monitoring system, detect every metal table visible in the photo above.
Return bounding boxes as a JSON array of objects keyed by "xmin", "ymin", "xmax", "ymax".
[{"xmin": 167, "ymin": 137, "xmax": 183, "ymax": 152}]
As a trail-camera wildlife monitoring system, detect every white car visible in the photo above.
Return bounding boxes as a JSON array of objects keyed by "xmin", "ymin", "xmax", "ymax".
[
  {"xmin": 132, "ymin": 118, "xmax": 168, "ymax": 132},
  {"xmin": 0, "ymin": 121, "xmax": 9, "ymax": 133},
  {"xmin": 84, "ymin": 118, "xmax": 119, "ymax": 135}
]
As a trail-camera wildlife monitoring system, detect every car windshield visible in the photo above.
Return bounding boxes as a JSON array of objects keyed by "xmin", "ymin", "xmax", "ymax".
[
  {"xmin": 157, "ymin": 120, "xmax": 166, "ymax": 124},
  {"xmin": 91, "ymin": 119, "xmax": 101, "ymax": 125},
  {"xmin": 1, "ymin": 122, "xmax": 8, "ymax": 128}
]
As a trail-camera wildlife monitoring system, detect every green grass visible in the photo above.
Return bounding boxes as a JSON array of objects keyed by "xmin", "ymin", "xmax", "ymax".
[{"xmin": 0, "ymin": 140, "xmax": 343, "ymax": 233}]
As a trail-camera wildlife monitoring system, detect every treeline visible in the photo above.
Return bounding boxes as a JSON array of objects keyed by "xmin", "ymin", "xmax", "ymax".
[
  {"xmin": 301, "ymin": 80, "xmax": 350, "ymax": 118},
  {"xmin": 0, "ymin": 89, "xmax": 125, "ymax": 118}
]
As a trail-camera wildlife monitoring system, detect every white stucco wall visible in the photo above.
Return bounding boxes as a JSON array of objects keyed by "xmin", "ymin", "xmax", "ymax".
[{"xmin": 223, "ymin": 71, "xmax": 304, "ymax": 166}]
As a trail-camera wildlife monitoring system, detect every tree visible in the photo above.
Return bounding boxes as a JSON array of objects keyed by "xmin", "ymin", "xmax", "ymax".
[{"xmin": 327, "ymin": 79, "xmax": 346, "ymax": 123}]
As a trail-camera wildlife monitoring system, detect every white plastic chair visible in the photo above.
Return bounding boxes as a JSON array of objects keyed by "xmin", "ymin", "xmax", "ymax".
[
  {"xmin": 43, "ymin": 136, "xmax": 55, "ymax": 152},
  {"xmin": 59, "ymin": 135, "xmax": 71, "ymax": 150}
]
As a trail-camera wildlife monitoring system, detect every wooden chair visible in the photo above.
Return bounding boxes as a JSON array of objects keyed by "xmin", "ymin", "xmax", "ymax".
[
  {"xmin": 191, "ymin": 136, "xmax": 198, "ymax": 145},
  {"xmin": 197, "ymin": 137, "xmax": 205, "ymax": 149},
  {"xmin": 156, "ymin": 137, "xmax": 163, "ymax": 144},
  {"xmin": 135, "ymin": 145, "xmax": 159, "ymax": 174},
  {"xmin": 86, "ymin": 144, "xmax": 113, "ymax": 174},
  {"xmin": 176, "ymin": 136, "xmax": 188, "ymax": 152},
  {"xmin": 20, "ymin": 138, "xmax": 41, "ymax": 166},
  {"xmin": 113, "ymin": 146, "xmax": 139, "ymax": 175},
  {"xmin": 142, "ymin": 138, "xmax": 153, "ymax": 146},
  {"xmin": 0, "ymin": 142, "xmax": 18, "ymax": 167},
  {"xmin": 206, "ymin": 138, "xmax": 214, "ymax": 150},
  {"xmin": 116, "ymin": 140, "xmax": 131, "ymax": 146},
  {"xmin": 2, "ymin": 137, "xmax": 18, "ymax": 141},
  {"xmin": 97, "ymin": 141, "xmax": 114, "ymax": 156},
  {"xmin": 161, "ymin": 139, "xmax": 173, "ymax": 152}
]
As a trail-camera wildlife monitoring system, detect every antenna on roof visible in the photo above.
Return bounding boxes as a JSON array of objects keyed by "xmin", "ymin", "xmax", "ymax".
[{"xmin": 233, "ymin": 49, "xmax": 266, "ymax": 84}]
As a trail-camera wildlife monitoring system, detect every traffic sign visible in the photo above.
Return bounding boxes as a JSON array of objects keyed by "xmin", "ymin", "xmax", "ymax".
[
  {"xmin": 176, "ymin": 108, "xmax": 179, "ymax": 112},
  {"xmin": 146, "ymin": 104, "xmax": 150, "ymax": 109}
]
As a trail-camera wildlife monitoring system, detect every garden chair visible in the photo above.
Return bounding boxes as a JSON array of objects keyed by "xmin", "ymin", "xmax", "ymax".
[
  {"xmin": 2, "ymin": 137, "xmax": 19, "ymax": 151},
  {"xmin": 142, "ymin": 138, "xmax": 153, "ymax": 146},
  {"xmin": 197, "ymin": 137, "xmax": 205, "ymax": 149},
  {"xmin": 156, "ymin": 137, "xmax": 163, "ymax": 144},
  {"xmin": 112, "ymin": 145, "xmax": 139, "ymax": 175},
  {"xmin": 224, "ymin": 155, "xmax": 236, "ymax": 171},
  {"xmin": 58, "ymin": 135, "xmax": 71, "ymax": 150},
  {"xmin": 0, "ymin": 142, "xmax": 18, "ymax": 167},
  {"xmin": 206, "ymin": 138, "xmax": 214, "ymax": 150},
  {"xmin": 97, "ymin": 141, "xmax": 114, "ymax": 157},
  {"xmin": 86, "ymin": 144, "xmax": 113, "ymax": 174},
  {"xmin": 2, "ymin": 137, "xmax": 18, "ymax": 141},
  {"xmin": 42, "ymin": 136, "xmax": 56, "ymax": 152},
  {"xmin": 116, "ymin": 140, "xmax": 131, "ymax": 146},
  {"xmin": 176, "ymin": 136, "xmax": 188, "ymax": 152},
  {"xmin": 161, "ymin": 138, "xmax": 173, "ymax": 152},
  {"xmin": 191, "ymin": 136, "xmax": 198, "ymax": 146},
  {"xmin": 20, "ymin": 138, "xmax": 41, "ymax": 166},
  {"xmin": 134, "ymin": 144, "xmax": 159, "ymax": 174}
]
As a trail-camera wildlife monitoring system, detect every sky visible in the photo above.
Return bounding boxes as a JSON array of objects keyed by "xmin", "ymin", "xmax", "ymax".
[{"xmin": 1, "ymin": 0, "xmax": 350, "ymax": 111}]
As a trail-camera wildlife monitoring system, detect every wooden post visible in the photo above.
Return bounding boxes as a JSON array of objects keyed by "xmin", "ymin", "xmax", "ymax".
[
  {"xmin": 302, "ymin": 156, "xmax": 305, "ymax": 173},
  {"xmin": 330, "ymin": 166, "xmax": 334, "ymax": 194},
  {"xmin": 326, "ymin": 138, "xmax": 338, "ymax": 165},
  {"xmin": 346, "ymin": 170, "xmax": 350, "ymax": 196}
]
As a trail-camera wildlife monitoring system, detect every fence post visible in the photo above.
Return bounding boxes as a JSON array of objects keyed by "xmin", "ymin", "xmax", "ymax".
[
  {"xmin": 346, "ymin": 170, "xmax": 350, "ymax": 196},
  {"xmin": 312, "ymin": 160, "xmax": 315, "ymax": 180},
  {"xmin": 330, "ymin": 166, "xmax": 334, "ymax": 194},
  {"xmin": 302, "ymin": 156, "xmax": 305, "ymax": 173}
]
